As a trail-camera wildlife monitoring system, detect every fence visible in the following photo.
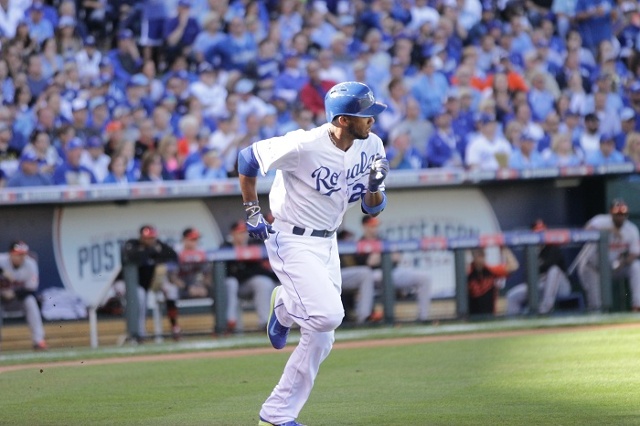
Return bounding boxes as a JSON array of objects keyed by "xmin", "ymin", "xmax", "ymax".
[{"xmin": 120, "ymin": 228, "xmax": 609, "ymax": 339}]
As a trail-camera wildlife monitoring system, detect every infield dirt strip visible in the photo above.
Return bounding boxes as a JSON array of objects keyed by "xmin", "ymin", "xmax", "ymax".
[{"xmin": 1, "ymin": 322, "xmax": 639, "ymax": 374}]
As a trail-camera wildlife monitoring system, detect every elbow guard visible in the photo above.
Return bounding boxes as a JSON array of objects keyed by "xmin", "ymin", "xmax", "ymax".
[
  {"xmin": 237, "ymin": 146, "xmax": 260, "ymax": 177},
  {"xmin": 361, "ymin": 191, "xmax": 387, "ymax": 215}
]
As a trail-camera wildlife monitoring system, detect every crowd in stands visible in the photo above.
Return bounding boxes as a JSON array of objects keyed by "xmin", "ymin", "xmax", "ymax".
[{"xmin": 1, "ymin": 0, "xmax": 640, "ymax": 189}]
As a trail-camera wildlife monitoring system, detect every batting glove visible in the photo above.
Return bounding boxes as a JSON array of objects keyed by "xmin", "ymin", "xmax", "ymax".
[
  {"xmin": 245, "ymin": 204, "xmax": 274, "ymax": 240},
  {"xmin": 368, "ymin": 154, "xmax": 389, "ymax": 193}
]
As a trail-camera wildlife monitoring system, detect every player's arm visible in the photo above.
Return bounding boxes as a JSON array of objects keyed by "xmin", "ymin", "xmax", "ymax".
[
  {"xmin": 361, "ymin": 154, "xmax": 389, "ymax": 217},
  {"xmin": 238, "ymin": 146, "xmax": 274, "ymax": 240}
]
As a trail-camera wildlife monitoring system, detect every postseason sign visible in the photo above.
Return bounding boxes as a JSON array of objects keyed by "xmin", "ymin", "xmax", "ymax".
[{"xmin": 52, "ymin": 200, "xmax": 223, "ymax": 308}]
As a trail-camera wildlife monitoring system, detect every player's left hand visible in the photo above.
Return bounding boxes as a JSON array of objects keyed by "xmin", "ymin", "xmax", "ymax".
[
  {"xmin": 246, "ymin": 210, "xmax": 275, "ymax": 241},
  {"xmin": 368, "ymin": 154, "xmax": 389, "ymax": 193}
]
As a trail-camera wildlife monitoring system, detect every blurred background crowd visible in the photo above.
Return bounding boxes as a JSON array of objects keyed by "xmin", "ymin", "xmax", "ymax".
[{"xmin": 1, "ymin": 0, "xmax": 640, "ymax": 188}]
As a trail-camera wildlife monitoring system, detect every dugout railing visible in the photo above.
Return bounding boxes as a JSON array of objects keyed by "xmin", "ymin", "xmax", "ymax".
[{"xmin": 120, "ymin": 228, "xmax": 609, "ymax": 338}]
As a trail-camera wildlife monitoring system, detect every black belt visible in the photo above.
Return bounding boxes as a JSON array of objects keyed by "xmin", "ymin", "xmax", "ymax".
[{"xmin": 292, "ymin": 226, "xmax": 335, "ymax": 238}]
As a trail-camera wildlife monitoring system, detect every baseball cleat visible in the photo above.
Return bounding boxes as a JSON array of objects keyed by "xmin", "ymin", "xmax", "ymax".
[
  {"xmin": 258, "ymin": 416, "xmax": 306, "ymax": 426},
  {"xmin": 267, "ymin": 287, "xmax": 289, "ymax": 350}
]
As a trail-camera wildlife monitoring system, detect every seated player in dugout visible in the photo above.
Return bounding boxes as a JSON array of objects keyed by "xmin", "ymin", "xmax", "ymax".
[{"xmin": 467, "ymin": 246, "xmax": 519, "ymax": 316}]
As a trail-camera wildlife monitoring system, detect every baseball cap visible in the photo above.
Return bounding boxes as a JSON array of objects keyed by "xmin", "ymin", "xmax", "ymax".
[
  {"xmin": 71, "ymin": 98, "xmax": 88, "ymax": 112},
  {"xmin": 600, "ymin": 133, "xmax": 615, "ymax": 143},
  {"xmin": 127, "ymin": 73, "xmax": 149, "ymax": 87},
  {"xmin": 66, "ymin": 137, "xmax": 85, "ymax": 150},
  {"xmin": 58, "ymin": 16, "xmax": 75, "ymax": 28},
  {"xmin": 610, "ymin": 199, "xmax": 629, "ymax": 215},
  {"xmin": 621, "ymin": 107, "xmax": 635, "ymax": 121},
  {"xmin": 362, "ymin": 216, "xmax": 380, "ymax": 226},
  {"xmin": 140, "ymin": 224, "xmax": 158, "ymax": 238},
  {"xmin": 84, "ymin": 35, "xmax": 96, "ymax": 46},
  {"xmin": 531, "ymin": 219, "xmax": 547, "ymax": 232},
  {"xmin": 234, "ymin": 78, "xmax": 255, "ymax": 94},
  {"xmin": 198, "ymin": 62, "xmax": 215, "ymax": 73},
  {"xmin": 521, "ymin": 131, "xmax": 536, "ymax": 142},
  {"xmin": 178, "ymin": 0, "xmax": 191, "ymax": 7},
  {"xmin": 86, "ymin": 135, "xmax": 103, "ymax": 148},
  {"xmin": 89, "ymin": 96, "xmax": 106, "ymax": 110},
  {"xmin": 182, "ymin": 227, "xmax": 201, "ymax": 240},
  {"xmin": 29, "ymin": 1, "xmax": 44, "ymax": 12},
  {"xmin": 20, "ymin": 151, "xmax": 39, "ymax": 163},
  {"xmin": 230, "ymin": 220, "xmax": 247, "ymax": 233},
  {"xmin": 9, "ymin": 241, "xmax": 29, "ymax": 254},
  {"xmin": 118, "ymin": 29, "xmax": 134, "ymax": 40},
  {"xmin": 478, "ymin": 112, "xmax": 497, "ymax": 125}
]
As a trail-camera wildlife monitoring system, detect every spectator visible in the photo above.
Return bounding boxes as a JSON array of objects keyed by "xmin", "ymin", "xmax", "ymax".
[
  {"xmin": 299, "ymin": 60, "xmax": 336, "ymax": 125},
  {"xmin": 80, "ymin": 135, "xmax": 110, "ymax": 183},
  {"xmin": 585, "ymin": 133, "xmax": 627, "ymax": 166},
  {"xmin": 55, "ymin": 16, "xmax": 82, "ymax": 61},
  {"xmin": 192, "ymin": 11, "xmax": 225, "ymax": 64},
  {"xmin": 0, "ymin": 0, "xmax": 26, "ymax": 38},
  {"xmin": 393, "ymin": 96, "xmax": 435, "ymax": 151},
  {"xmin": 122, "ymin": 225, "xmax": 180, "ymax": 342},
  {"xmin": 506, "ymin": 219, "xmax": 573, "ymax": 315},
  {"xmin": 208, "ymin": 114, "xmax": 243, "ymax": 176},
  {"xmin": 74, "ymin": 35, "xmax": 101, "ymax": 86},
  {"xmin": 411, "ymin": 55, "xmax": 450, "ymax": 120},
  {"xmin": 176, "ymin": 227, "xmax": 212, "ymax": 299},
  {"xmin": 184, "ymin": 146, "xmax": 227, "ymax": 180},
  {"xmin": 576, "ymin": 112, "xmax": 602, "ymax": 159},
  {"xmin": 614, "ymin": 107, "xmax": 636, "ymax": 152},
  {"xmin": 138, "ymin": 0, "xmax": 169, "ymax": 63},
  {"xmin": 107, "ymin": 29, "xmax": 142, "ymax": 88},
  {"xmin": 574, "ymin": 0, "xmax": 613, "ymax": 53},
  {"xmin": 6, "ymin": 151, "xmax": 52, "ymax": 187},
  {"xmin": 0, "ymin": 241, "xmax": 48, "ymax": 350},
  {"xmin": 576, "ymin": 199, "xmax": 640, "ymax": 311},
  {"xmin": 138, "ymin": 151, "xmax": 173, "ymax": 182},
  {"xmin": 69, "ymin": 98, "xmax": 99, "ymax": 141},
  {"xmin": 222, "ymin": 220, "xmax": 277, "ymax": 332},
  {"xmin": 102, "ymin": 153, "xmax": 134, "ymax": 184},
  {"xmin": 467, "ymin": 246, "xmax": 519, "ymax": 316},
  {"xmin": 543, "ymin": 132, "xmax": 582, "ymax": 167},
  {"xmin": 0, "ymin": 123, "xmax": 20, "ymax": 179},
  {"xmin": 188, "ymin": 62, "xmax": 228, "ymax": 120},
  {"xmin": 355, "ymin": 216, "xmax": 432, "ymax": 322},
  {"xmin": 386, "ymin": 129, "xmax": 424, "ymax": 170},
  {"xmin": 508, "ymin": 131, "xmax": 547, "ymax": 169},
  {"xmin": 426, "ymin": 108, "xmax": 464, "ymax": 168},
  {"xmin": 156, "ymin": 133, "xmax": 180, "ymax": 179},
  {"xmin": 465, "ymin": 113, "xmax": 512, "ymax": 170},
  {"xmin": 623, "ymin": 131, "xmax": 640, "ymax": 166},
  {"xmin": 211, "ymin": 15, "xmax": 257, "ymax": 74},
  {"xmin": 21, "ymin": 129, "xmax": 58, "ymax": 175},
  {"xmin": 273, "ymin": 52, "xmax": 307, "ymax": 105},
  {"xmin": 337, "ymin": 229, "xmax": 381, "ymax": 324},
  {"xmin": 376, "ymin": 77, "xmax": 409, "ymax": 141},
  {"xmin": 162, "ymin": 0, "xmax": 200, "ymax": 66},
  {"xmin": 52, "ymin": 137, "xmax": 97, "ymax": 186}
]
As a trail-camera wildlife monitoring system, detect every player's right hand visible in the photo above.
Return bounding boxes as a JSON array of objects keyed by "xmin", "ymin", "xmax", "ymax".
[
  {"xmin": 246, "ymin": 212, "xmax": 275, "ymax": 241},
  {"xmin": 368, "ymin": 154, "xmax": 389, "ymax": 193}
]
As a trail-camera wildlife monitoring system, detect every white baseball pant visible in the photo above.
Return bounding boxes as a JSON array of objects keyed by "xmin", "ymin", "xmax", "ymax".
[{"xmin": 259, "ymin": 229, "xmax": 344, "ymax": 425}]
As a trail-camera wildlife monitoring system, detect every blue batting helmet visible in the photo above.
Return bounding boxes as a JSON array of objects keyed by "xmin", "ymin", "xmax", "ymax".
[{"xmin": 324, "ymin": 82, "xmax": 387, "ymax": 123}]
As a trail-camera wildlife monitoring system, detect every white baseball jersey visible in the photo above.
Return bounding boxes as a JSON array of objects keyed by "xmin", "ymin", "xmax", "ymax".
[
  {"xmin": 465, "ymin": 133, "xmax": 512, "ymax": 170},
  {"xmin": 252, "ymin": 123, "xmax": 386, "ymax": 231},
  {"xmin": 586, "ymin": 214, "xmax": 640, "ymax": 262},
  {"xmin": 0, "ymin": 253, "xmax": 39, "ymax": 291}
]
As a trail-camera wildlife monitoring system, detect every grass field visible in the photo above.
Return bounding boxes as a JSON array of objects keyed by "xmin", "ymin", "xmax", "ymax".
[{"xmin": 1, "ymin": 315, "xmax": 639, "ymax": 425}]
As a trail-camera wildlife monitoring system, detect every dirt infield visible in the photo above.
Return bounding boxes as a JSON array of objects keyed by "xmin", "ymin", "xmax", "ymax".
[{"xmin": 2, "ymin": 322, "xmax": 639, "ymax": 375}]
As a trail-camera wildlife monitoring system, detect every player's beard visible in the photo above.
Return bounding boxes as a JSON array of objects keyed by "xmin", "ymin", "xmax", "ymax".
[{"xmin": 346, "ymin": 122, "xmax": 369, "ymax": 140}]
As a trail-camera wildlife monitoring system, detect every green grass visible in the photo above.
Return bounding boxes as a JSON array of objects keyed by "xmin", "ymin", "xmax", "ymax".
[{"xmin": 1, "ymin": 322, "xmax": 639, "ymax": 425}]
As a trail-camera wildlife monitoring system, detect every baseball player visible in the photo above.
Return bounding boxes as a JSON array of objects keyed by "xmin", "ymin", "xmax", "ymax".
[
  {"xmin": 0, "ymin": 241, "xmax": 47, "ymax": 350},
  {"xmin": 576, "ymin": 199, "xmax": 640, "ymax": 311},
  {"xmin": 237, "ymin": 81, "xmax": 389, "ymax": 426}
]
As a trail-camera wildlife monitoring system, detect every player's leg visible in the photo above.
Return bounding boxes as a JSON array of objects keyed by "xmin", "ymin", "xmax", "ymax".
[
  {"xmin": 392, "ymin": 267, "xmax": 432, "ymax": 321},
  {"xmin": 137, "ymin": 286, "xmax": 147, "ymax": 340},
  {"xmin": 22, "ymin": 294, "xmax": 45, "ymax": 347},
  {"xmin": 626, "ymin": 259, "xmax": 640, "ymax": 310},
  {"xmin": 577, "ymin": 260, "xmax": 601, "ymax": 310},
  {"xmin": 538, "ymin": 266, "xmax": 571, "ymax": 314},
  {"xmin": 260, "ymin": 232, "xmax": 343, "ymax": 424},
  {"xmin": 260, "ymin": 328, "xmax": 334, "ymax": 425},
  {"xmin": 162, "ymin": 281, "xmax": 181, "ymax": 339},
  {"xmin": 244, "ymin": 275, "xmax": 276, "ymax": 328},
  {"xmin": 505, "ymin": 283, "xmax": 528, "ymax": 315},
  {"xmin": 225, "ymin": 276, "xmax": 240, "ymax": 331},
  {"xmin": 340, "ymin": 266, "xmax": 375, "ymax": 323}
]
